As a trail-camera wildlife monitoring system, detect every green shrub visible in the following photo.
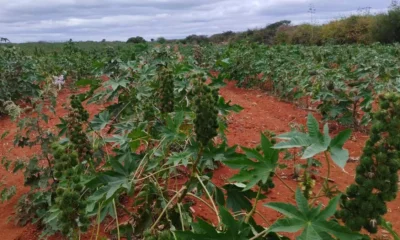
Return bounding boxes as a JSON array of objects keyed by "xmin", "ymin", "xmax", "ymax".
[
  {"xmin": 372, "ymin": 6, "xmax": 400, "ymax": 43},
  {"xmin": 127, "ymin": 36, "xmax": 146, "ymax": 44}
]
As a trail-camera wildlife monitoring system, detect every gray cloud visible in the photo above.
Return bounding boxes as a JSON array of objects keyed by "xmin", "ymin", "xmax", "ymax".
[{"xmin": 0, "ymin": 0, "xmax": 392, "ymax": 43}]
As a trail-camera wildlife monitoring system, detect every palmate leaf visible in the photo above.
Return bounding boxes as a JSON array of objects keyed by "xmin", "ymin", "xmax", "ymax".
[
  {"xmin": 265, "ymin": 189, "xmax": 363, "ymax": 240},
  {"xmin": 167, "ymin": 149, "xmax": 195, "ymax": 167},
  {"xmin": 273, "ymin": 113, "xmax": 352, "ymax": 169},
  {"xmin": 91, "ymin": 110, "xmax": 111, "ymax": 130},
  {"xmin": 160, "ymin": 111, "xmax": 187, "ymax": 142},
  {"xmin": 175, "ymin": 206, "xmax": 251, "ymax": 240},
  {"xmin": 224, "ymin": 133, "xmax": 279, "ymax": 191},
  {"xmin": 216, "ymin": 97, "xmax": 243, "ymax": 115},
  {"xmin": 128, "ymin": 128, "xmax": 149, "ymax": 152},
  {"xmin": 329, "ymin": 129, "xmax": 352, "ymax": 169},
  {"xmin": 223, "ymin": 183, "xmax": 265, "ymax": 212},
  {"xmin": 103, "ymin": 77, "xmax": 130, "ymax": 91},
  {"xmin": 87, "ymin": 171, "xmax": 133, "ymax": 208}
]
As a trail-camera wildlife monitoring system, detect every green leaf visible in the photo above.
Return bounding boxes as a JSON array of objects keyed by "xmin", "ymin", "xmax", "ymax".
[
  {"xmin": 329, "ymin": 129, "xmax": 352, "ymax": 169},
  {"xmin": 217, "ymin": 97, "xmax": 243, "ymax": 115},
  {"xmin": 268, "ymin": 218, "xmax": 304, "ymax": 233},
  {"xmin": 1, "ymin": 131, "xmax": 9, "ymax": 140},
  {"xmin": 223, "ymin": 184, "xmax": 264, "ymax": 212},
  {"xmin": 264, "ymin": 202, "xmax": 305, "ymax": 220},
  {"xmin": 307, "ymin": 113, "xmax": 322, "ymax": 141},
  {"xmin": 104, "ymin": 78, "xmax": 130, "ymax": 91},
  {"xmin": 227, "ymin": 133, "xmax": 278, "ymax": 191},
  {"xmin": 175, "ymin": 206, "xmax": 251, "ymax": 240},
  {"xmin": 295, "ymin": 188, "xmax": 309, "ymax": 213},
  {"xmin": 167, "ymin": 150, "xmax": 194, "ymax": 167},
  {"xmin": 12, "ymin": 160, "xmax": 25, "ymax": 173},
  {"xmin": 127, "ymin": 128, "xmax": 149, "ymax": 152},
  {"xmin": 265, "ymin": 188, "xmax": 363, "ymax": 240},
  {"xmin": 318, "ymin": 194, "xmax": 341, "ymax": 220},
  {"xmin": 91, "ymin": 111, "xmax": 111, "ymax": 130},
  {"xmin": 274, "ymin": 114, "xmax": 351, "ymax": 169},
  {"xmin": 302, "ymin": 143, "xmax": 328, "ymax": 159},
  {"xmin": 75, "ymin": 79, "xmax": 96, "ymax": 87},
  {"xmin": 381, "ymin": 219, "xmax": 400, "ymax": 240},
  {"xmin": 273, "ymin": 132, "xmax": 312, "ymax": 149}
]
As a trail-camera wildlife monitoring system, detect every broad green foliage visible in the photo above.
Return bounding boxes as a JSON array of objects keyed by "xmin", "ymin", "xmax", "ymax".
[
  {"xmin": 274, "ymin": 114, "xmax": 352, "ymax": 169},
  {"xmin": 265, "ymin": 189, "xmax": 363, "ymax": 240},
  {"xmin": 217, "ymin": 43, "xmax": 400, "ymax": 127},
  {"xmin": 225, "ymin": 133, "xmax": 278, "ymax": 191},
  {"xmin": 0, "ymin": 47, "xmax": 42, "ymax": 113},
  {"xmin": 0, "ymin": 41, "xmax": 399, "ymax": 240}
]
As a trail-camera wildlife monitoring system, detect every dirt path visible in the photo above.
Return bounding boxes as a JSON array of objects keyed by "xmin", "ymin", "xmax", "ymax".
[{"xmin": 0, "ymin": 82, "xmax": 399, "ymax": 239}]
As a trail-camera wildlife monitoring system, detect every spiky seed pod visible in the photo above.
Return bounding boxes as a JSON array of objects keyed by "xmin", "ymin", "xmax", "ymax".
[
  {"xmin": 66, "ymin": 97, "xmax": 92, "ymax": 162},
  {"xmin": 158, "ymin": 66, "xmax": 174, "ymax": 113},
  {"xmin": 337, "ymin": 93, "xmax": 400, "ymax": 233},
  {"xmin": 192, "ymin": 80, "xmax": 219, "ymax": 145},
  {"xmin": 51, "ymin": 142, "xmax": 89, "ymax": 235}
]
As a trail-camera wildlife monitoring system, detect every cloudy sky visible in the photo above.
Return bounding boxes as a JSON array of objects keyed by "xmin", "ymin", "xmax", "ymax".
[{"xmin": 0, "ymin": 0, "xmax": 392, "ymax": 43}]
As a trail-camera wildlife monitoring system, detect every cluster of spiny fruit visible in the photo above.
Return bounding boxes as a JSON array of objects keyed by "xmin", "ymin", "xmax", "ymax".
[
  {"xmin": 191, "ymin": 77, "xmax": 219, "ymax": 145},
  {"xmin": 159, "ymin": 66, "xmax": 174, "ymax": 113},
  {"xmin": 337, "ymin": 93, "xmax": 400, "ymax": 233},
  {"xmin": 67, "ymin": 96, "xmax": 93, "ymax": 161},
  {"xmin": 51, "ymin": 143, "xmax": 89, "ymax": 235}
]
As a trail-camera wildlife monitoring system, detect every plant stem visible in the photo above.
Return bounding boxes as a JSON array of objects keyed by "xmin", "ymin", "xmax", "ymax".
[
  {"xmin": 150, "ymin": 186, "xmax": 186, "ymax": 232},
  {"xmin": 187, "ymin": 193, "xmax": 217, "ymax": 215},
  {"xmin": 177, "ymin": 203, "xmax": 185, "ymax": 231},
  {"xmin": 311, "ymin": 151, "xmax": 331, "ymax": 206},
  {"xmin": 134, "ymin": 165, "xmax": 185, "ymax": 182},
  {"xmin": 255, "ymin": 211, "xmax": 271, "ymax": 226},
  {"xmin": 276, "ymin": 174, "xmax": 295, "ymax": 193},
  {"xmin": 112, "ymin": 199, "xmax": 120, "ymax": 240},
  {"xmin": 250, "ymin": 228, "xmax": 269, "ymax": 240},
  {"xmin": 195, "ymin": 174, "xmax": 221, "ymax": 225},
  {"xmin": 245, "ymin": 187, "xmax": 261, "ymax": 223},
  {"xmin": 117, "ymin": 201, "xmax": 135, "ymax": 218},
  {"xmin": 177, "ymin": 145, "xmax": 204, "ymax": 203},
  {"xmin": 95, "ymin": 202, "xmax": 102, "ymax": 240}
]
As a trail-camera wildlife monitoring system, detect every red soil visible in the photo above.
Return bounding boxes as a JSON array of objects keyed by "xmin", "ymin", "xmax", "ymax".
[{"xmin": 0, "ymin": 81, "xmax": 399, "ymax": 239}]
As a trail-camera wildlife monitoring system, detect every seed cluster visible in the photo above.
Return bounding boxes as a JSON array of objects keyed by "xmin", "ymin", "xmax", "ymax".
[
  {"xmin": 192, "ymin": 78, "xmax": 219, "ymax": 145},
  {"xmin": 67, "ymin": 95, "xmax": 92, "ymax": 162},
  {"xmin": 159, "ymin": 66, "xmax": 174, "ymax": 113},
  {"xmin": 299, "ymin": 172, "xmax": 316, "ymax": 199},
  {"xmin": 336, "ymin": 93, "xmax": 400, "ymax": 233},
  {"xmin": 52, "ymin": 143, "xmax": 89, "ymax": 235}
]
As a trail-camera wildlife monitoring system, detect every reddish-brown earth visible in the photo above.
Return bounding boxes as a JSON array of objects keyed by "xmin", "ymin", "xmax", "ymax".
[{"xmin": 0, "ymin": 81, "xmax": 399, "ymax": 239}]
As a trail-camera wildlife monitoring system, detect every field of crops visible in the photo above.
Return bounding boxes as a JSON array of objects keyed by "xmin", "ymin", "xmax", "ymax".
[{"xmin": 1, "ymin": 41, "xmax": 400, "ymax": 240}]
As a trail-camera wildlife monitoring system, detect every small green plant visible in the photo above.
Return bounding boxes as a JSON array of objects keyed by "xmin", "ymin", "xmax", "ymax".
[{"xmin": 274, "ymin": 113, "xmax": 352, "ymax": 199}]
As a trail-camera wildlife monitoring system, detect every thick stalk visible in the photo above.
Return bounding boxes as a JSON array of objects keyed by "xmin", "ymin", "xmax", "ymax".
[
  {"xmin": 177, "ymin": 203, "xmax": 185, "ymax": 231},
  {"xmin": 311, "ymin": 151, "xmax": 331, "ymax": 206},
  {"xmin": 150, "ymin": 186, "xmax": 186, "ymax": 232},
  {"xmin": 276, "ymin": 174, "xmax": 295, "ymax": 193},
  {"xmin": 94, "ymin": 202, "xmax": 102, "ymax": 240},
  {"xmin": 250, "ymin": 229, "xmax": 269, "ymax": 240},
  {"xmin": 177, "ymin": 146, "xmax": 204, "ymax": 203},
  {"xmin": 196, "ymin": 174, "xmax": 221, "ymax": 225},
  {"xmin": 245, "ymin": 186, "xmax": 262, "ymax": 223},
  {"xmin": 112, "ymin": 199, "xmax": 120, "ymax": 240}
]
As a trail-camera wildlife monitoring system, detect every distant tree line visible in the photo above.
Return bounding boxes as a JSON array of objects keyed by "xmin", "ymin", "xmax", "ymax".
[{"xmin": 125, "ymin": 3, "xmax": 400, "ymax": 46}]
